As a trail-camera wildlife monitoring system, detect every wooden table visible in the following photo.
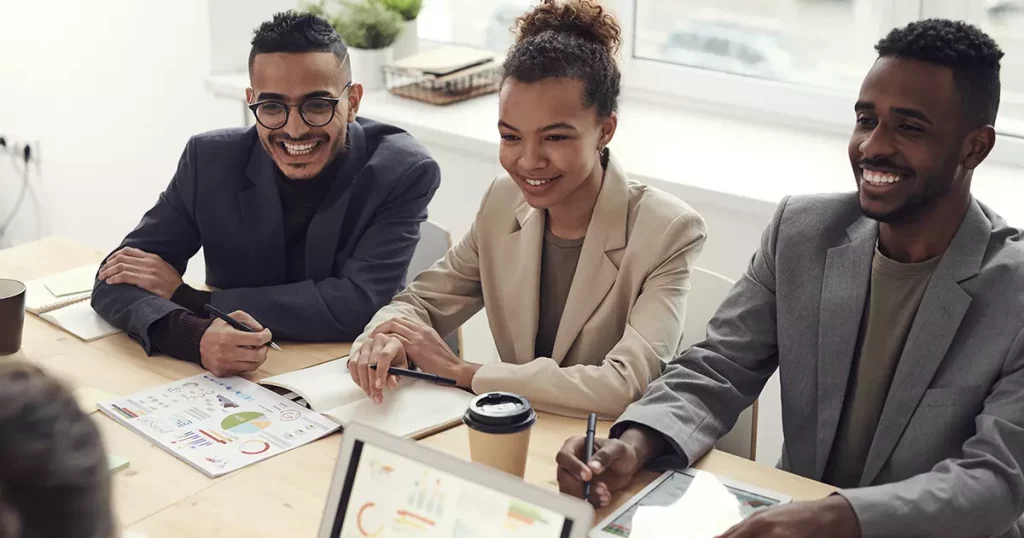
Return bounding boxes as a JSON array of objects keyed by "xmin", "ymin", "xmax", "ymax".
[{"xmin": 1, "ymin": 237, "xmax": 835, "ymax": 537}]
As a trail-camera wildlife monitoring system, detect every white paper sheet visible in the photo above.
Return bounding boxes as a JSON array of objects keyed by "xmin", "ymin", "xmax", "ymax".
[
  {"xmin": 43, "ymin": 264, "xmax": 98, "ymax": 297},
  {"xmin": 630, "ymin": 471, "xmax": 743, "ymax": 538}
]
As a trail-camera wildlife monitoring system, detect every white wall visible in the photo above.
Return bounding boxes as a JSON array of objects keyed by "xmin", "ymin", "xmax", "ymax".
[{"xmin": 0, "ymin": 0, "xmax": 236, "ymax": 280}]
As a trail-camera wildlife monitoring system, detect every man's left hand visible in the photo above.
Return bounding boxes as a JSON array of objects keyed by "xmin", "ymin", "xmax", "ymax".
[
  {"xmin": 98, "ymin": 247, "xmax": 183, "ymax": 300},
  {"xmin": 371, "ymin": 318, "xmax": 480, "ymax": 388},
  {"xmin": 718, "ymin": 496, "xmax": 860, "ymax": 538}
]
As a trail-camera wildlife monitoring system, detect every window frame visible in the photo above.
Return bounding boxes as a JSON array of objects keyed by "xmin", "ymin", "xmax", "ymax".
[{"xmin": 611, "ymin": 0, "xmax": 1024, "ymax": 168}]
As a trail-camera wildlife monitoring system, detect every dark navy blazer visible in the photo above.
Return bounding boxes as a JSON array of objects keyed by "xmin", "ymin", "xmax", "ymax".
[{"xmin": 92, "ymin": 117, "xmax": 441, "ymax": 352}]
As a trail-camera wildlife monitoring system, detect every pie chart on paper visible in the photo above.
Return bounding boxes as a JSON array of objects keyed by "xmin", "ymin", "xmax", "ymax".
[{"xmin": 220, "ymin": 411, "xmax": 272, "ymax": 434}]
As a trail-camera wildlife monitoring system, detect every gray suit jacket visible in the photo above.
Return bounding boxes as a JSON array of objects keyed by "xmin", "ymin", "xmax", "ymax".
[{"xmin": 616, "ymin": 193, "xmax": 1024, "ymax": 538}]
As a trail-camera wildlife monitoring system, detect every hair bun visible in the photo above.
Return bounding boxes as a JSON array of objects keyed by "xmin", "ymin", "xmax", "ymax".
[{"xmin": 514, "ymin": 0, "xmax": 621, "ymax": 55}]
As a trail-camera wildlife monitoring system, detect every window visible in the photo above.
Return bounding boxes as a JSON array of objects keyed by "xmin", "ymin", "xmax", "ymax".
[
  {"xmin": 417, "ymin": 0, "xmax": 1024, "ymax": 166},
  {"xmin": 969, "ymin": 1, "xmax": 1024, "ymax": 136},
  {"xmin": 632, "ymin": 0, "xmax": 881, "ymax": 91},
  {"xmin": 418, "ymin": 0, "xmax": 529, "ymax": 53}
]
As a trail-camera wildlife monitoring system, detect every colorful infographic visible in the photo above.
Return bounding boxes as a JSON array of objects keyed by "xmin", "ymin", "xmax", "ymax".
[
  {"xmin": 97, "ymin": 374, "xmax": 339, "ymax": 477},
  {"xmin": 338, "ymin": 444, "xmax": 566, "ymax": 538}
]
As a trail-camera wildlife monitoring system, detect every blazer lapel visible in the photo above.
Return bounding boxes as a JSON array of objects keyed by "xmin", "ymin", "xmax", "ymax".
[
  {"xmin": 501, "ymin": 201, "xmax": 545, "ymax": 364},
  {"xmin": 550, "ymin": 155, "xmax": 629, "ymax": 363},
  {"xmin": 241, "ymin": 143, "xmax": 287, "ymax": 284},
  {"xmin": 814, "ymin": 217, "xmax": 877, "ymax": 479},
  {"xmin": 305, "ymin": 122, "xmax": 367, "ymax": 279},
  {"xmin": 859, "ymin": 200, "xmax": 988, "ymax": 485}
]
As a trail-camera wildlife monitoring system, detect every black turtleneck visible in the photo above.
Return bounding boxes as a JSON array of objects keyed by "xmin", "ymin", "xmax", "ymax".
[
  {"xmin": 148, "ymin": 154, "xmax": 345, "ymax": 364},
  {"xmin": 275, "ymin": 153, "xmax": 344, "ymax": 281}
]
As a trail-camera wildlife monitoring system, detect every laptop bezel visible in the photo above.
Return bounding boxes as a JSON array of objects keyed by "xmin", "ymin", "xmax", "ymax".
[{"xmin": 317, "ymin": 421, "xmax": 594, "ymax": 538}]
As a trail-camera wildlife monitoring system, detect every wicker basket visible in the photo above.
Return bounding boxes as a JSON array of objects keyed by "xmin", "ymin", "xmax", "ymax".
[{"xmin": 384, "ymin": 60, "xmax": 503, "ymax": 106}]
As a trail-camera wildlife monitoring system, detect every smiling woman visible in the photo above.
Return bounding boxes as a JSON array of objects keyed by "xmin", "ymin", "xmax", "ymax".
[{"xmin": 348, "ymin": 0, "xmax": 708, "ymax": 419}]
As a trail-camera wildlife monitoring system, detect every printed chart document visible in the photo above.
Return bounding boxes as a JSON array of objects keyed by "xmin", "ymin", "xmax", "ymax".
[
  {"xmin": 260, "ymin": 358, "xmax": 474, "ymax": 439},
  {"xmin": 97, "ymin": 373, "xmax": 339, "ymax": 477}
]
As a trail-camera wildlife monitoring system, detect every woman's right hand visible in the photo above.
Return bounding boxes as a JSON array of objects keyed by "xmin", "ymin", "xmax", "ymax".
[{"xmin": 347, "ymin": 333, "xmax": 406, "ymax": 404}]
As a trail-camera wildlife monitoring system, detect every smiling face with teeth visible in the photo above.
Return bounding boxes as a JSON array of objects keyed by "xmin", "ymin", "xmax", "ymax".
[
  {"xmin": 247, "ymin": 51, "xmax": 360, "ymax": 180},
  {"xmin": 497, "ymin": 78, "xmax": 616, "ymax": 233},
  {"xmin": 849, "ymin": 57, "xmax": 995, "ymax": 226}
]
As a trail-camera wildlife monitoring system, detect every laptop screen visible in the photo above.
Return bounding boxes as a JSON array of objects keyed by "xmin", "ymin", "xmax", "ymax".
[{"xmin": 330, "ymin": 440, "xmax": 575, "ymax": 538}]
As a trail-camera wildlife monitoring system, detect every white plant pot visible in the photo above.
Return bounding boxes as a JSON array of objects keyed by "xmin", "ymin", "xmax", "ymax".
[
  {"xmin": 349, "ymin": 46, "xmax": 393, "ymax": 92},
  {"xmin": 393, "ymin": 19, "xmax": 419, "ymax": 60}
]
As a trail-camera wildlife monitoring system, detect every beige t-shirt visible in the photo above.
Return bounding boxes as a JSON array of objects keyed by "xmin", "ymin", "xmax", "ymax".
[
  {"xmin": 823, "ymin": 248, "xmax": 942, "ymax": 488},
  {"xmin": 534, "ymin": 228, "xmax": 585, "ymax": 360}
]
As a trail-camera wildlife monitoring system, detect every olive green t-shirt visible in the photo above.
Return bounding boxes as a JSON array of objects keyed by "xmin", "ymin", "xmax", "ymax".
[
  {"xmin": 534, "ymin": 228, "xmax": 585, "ymax": 359},
  {"xmin": 823, "ymin": 247, "xmax": 942, "ymax": 488}
]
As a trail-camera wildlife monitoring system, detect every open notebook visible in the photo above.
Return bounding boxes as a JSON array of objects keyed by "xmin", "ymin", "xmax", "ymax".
[
  {"xmin": 259, "ymin": 357, "xmax": 474, "ymax": 439},
  {"xmin": 25, "ymin": 265, "xmax": 120, "ymax": 341}
]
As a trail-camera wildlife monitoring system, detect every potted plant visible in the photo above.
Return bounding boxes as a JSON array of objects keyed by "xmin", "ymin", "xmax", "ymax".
[
  {"xmin": 303, "ymin": 0, "xmax": 404, "ymax": 91},
  {"xmin": 379, "ymin": 0, "xmax": 424, "ymax": 60}
]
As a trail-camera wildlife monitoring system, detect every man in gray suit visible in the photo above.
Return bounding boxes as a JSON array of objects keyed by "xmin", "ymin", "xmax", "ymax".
[
  {"xmin": 92, "ymin": 12, "xmax": 439, "ymax": 377},
  {"xmin": 557, "ymin": 20, "xmax": 1024, "ymax": 538}
]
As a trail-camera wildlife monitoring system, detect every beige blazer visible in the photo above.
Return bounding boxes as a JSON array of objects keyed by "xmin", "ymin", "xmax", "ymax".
[{"xmin": 354, "ymin": 154, "xmax": 707, "ymax": 417}]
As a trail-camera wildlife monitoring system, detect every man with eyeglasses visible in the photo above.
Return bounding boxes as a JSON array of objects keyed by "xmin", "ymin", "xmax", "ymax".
[{"xmin": 91, "ymin": 12, "xmax": 441, "ymax": 377}]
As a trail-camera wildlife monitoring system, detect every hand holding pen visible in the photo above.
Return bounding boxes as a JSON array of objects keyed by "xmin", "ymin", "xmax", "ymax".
[{"xmin": 199, "ymin": 304, "xmax": 279, "ymax": 377}]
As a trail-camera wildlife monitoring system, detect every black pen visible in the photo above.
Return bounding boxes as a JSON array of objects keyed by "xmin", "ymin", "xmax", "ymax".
[
  {"xmin": 203, "ymin": 304, "xmax": 283, "ymax": 352},
  {"xmin": 584, "ymin": 412, "xmax": 597, "ymax": 499},
  {"xmin": 369, "ymin": 364, "xmax": 457, "ymax": 386}
]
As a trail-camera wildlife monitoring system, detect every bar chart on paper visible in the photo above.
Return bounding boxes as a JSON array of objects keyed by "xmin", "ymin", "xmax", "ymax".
[{"xmin": 96, "ymin": 374, "xmax": 339, "ymax": 477}]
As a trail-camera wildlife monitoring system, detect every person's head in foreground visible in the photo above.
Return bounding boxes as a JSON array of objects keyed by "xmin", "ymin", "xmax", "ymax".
[
  {"xmin": 852, "ymin": 18, "xmax": 1003, "ymax": 231},
  {"xmin": 498, "ymin": 0, "xmax": 620, "ymax": 214},
  {"xmin": 555, "ymin": 18, "xmax": 1006, "ymax": 538},
  {"xmin": 0, "ymin": 361, "xmax": 113, "ymax": 538},
  {"xmin": 247, "ymin": 11, "xmax": 362, "ymax": 180}
]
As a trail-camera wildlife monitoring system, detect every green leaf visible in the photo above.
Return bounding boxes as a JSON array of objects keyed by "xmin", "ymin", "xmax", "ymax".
[
  {"xmin": 330, "ymin": 0, "xmax": 405, "ymax": 49},
  {"xmin": 377, "ymin": 0, "xmax": 423, "ymax": 21}
]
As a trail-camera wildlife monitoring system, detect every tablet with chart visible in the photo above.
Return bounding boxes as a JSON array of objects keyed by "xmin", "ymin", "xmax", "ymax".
[
  {"xmin": 97, "ymin": 373, "xmax": 340, "ymax": 477},
  {"xmin": 336, "ymin": 442, "xmax": 570, "ymax": 538}
]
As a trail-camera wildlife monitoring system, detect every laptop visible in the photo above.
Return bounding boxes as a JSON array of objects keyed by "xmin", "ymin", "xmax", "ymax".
[{"xmin": 317, "ymin": 421, "xmax": 595, "ymax": 538}]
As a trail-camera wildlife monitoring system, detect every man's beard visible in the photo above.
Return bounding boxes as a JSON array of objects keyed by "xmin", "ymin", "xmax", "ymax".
[
  {"xmin": 263, "ymin": 127, "xmax": 348, "ymax": 180},
  {"xmin": 860, "ymin": 172, "xmax": 956, "ymax": 224}
]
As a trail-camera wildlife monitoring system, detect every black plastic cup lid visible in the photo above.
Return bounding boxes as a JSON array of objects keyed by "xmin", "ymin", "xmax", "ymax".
[{"xmin": 463, "ymin": 392, "xmax": 537, "ymax": 434}]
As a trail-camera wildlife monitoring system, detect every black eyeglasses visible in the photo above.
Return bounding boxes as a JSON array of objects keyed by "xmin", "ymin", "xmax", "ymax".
[{"xmin": 248, "ymin": 82, "xmax": 353, "ymax": 130}]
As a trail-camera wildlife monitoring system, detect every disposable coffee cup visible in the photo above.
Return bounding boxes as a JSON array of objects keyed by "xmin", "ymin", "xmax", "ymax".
[
  {"xmin": 0, "ymin": 279, "xmax": 27, "ymax": 355},
  {"xmin": 463, "ymin": 392, "xmax": 537, "ymax": 478}
]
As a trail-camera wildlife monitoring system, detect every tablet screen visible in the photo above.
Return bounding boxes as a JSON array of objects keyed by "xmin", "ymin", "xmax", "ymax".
[
  {"xmin": 600, "ymin": 471, "xmax": 781, "ymax": 537},
  {"xmin": 331, "ymin": 440, "xmax": 575, "ymax": 538}
]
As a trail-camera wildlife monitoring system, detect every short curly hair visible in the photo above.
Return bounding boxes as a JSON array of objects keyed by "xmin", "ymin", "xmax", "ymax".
[
  {"xmin": 503, "ymin": 0, "xmax": 622, "ymax": 118},
  {"xmin": 875, "ymin": 19, "xmax": 1004, "ymax": 127},
  {"xmin": 249, "ymin": 11, "xmax": 349, "ymax": 75}
]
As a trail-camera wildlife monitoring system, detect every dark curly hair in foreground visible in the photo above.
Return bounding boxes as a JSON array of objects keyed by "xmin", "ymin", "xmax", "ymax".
[
  {"xmin": 875, "ymin": 19, "xmax": 1004, "ymax": 127},
  {"xmin": 503, "ymin": 0, "xmax": 622, "ymax": 118},
  {"xmin": 249, "ymin": 11, "xmax": 348, "ymax": 74}
]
